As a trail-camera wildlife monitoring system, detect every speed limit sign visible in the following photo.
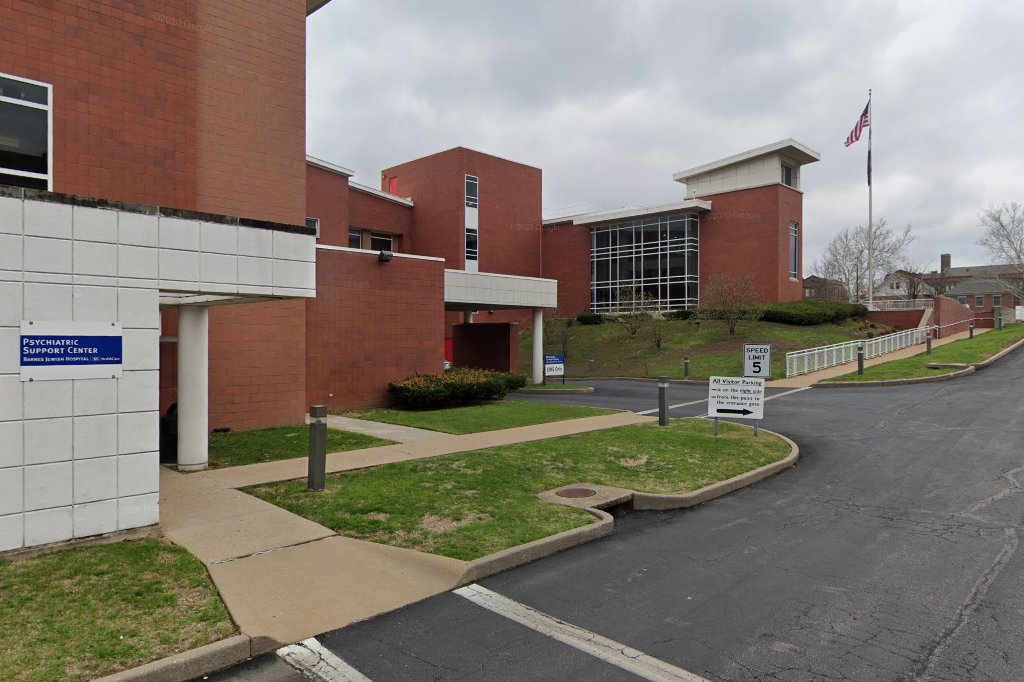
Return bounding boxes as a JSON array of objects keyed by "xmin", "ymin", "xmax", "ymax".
[{"xmin": 744, "ymin": 344, "xmax": 771, "ymax": 379}]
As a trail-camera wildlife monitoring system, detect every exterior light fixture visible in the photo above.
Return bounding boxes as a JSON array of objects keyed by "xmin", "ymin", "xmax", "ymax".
[{"xmin": 377, "ymin": 250, "xmax": 393, "ymax": 263}]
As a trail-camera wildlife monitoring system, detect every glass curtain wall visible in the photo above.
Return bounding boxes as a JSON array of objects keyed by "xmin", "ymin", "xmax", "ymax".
[{"xmin": 591, "ymin": 213, "xmax": 699, "ymax": 312}]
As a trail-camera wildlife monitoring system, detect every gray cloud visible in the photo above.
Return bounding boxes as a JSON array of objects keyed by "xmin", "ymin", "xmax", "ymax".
[{"xmin": 307, "ymin": 0, "xmax": 1024, "ymax": 270}]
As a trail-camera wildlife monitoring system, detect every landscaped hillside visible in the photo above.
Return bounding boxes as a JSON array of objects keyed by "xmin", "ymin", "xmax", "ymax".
[{"xmin": 519, "ymin": 317, "xmax": 891, "ymax": 380}]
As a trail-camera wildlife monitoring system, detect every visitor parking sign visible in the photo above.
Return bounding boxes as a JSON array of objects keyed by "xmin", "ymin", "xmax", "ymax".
[{"xmin": 20, "ymin": 321, "xmax": 123, "ymax": 381}]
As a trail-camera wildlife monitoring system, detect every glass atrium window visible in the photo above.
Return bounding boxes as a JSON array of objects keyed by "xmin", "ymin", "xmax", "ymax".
[{"xmin": 590, "ymin": 213, "xmax": 699, "ymax": 312}]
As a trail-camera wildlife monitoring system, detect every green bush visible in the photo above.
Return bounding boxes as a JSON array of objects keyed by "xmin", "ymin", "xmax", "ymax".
[
  {"xmin": 761, "ymin": 302, "xmax": 867, "ymax": 325},
  {"xmin": 576, "ymin": 313, "xmax": 605, "ymax": 325},
  {"xmin": 388, "ymin": 368, "xmax": 527, "ymax": 410},
  {"xmin": 665, "ymin": 309, "xmax": 693, "ymax": 320}
]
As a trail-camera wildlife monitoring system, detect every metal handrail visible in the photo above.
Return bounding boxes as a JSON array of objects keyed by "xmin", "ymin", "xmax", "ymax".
[
  {"xmin": 786, "ymin": 317, "xmax": 993, "ymax": 377},
  {"xmin": 862, "ymin": 298, "xmax": 934, "ymax": 311}
]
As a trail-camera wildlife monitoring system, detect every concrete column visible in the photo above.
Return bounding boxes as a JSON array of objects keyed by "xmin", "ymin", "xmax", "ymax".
[
  {"xmin": 177, "ymin": 306, "xmax": 209, "ymax": 471},
  {"xmin": 463, "ymin": 311, "xmax": 474, "ymax": 324},
  {"xmin": 532, "ymin": 308, "xmax": 544, "ymax": 384}
]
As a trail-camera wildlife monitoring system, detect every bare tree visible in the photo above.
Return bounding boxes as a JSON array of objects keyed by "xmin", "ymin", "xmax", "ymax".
[
  {"xmin": 646, "ymin": 314, "xmax": 670, "ymax": 349},
  {"xmin": 614, "ymin": 286, "xmax": 655, "ymax": 336},
  {"xmin": 694, "ymin": 273, "xmax": 765, "ymax": 335},
  {"xmin": 543, "ymin": 310, "xmax": 574, "ymax": 358},
  {"xmin": 898, "ymin": 258, "xmax": 934, "ymax": 300},
  {"xmin": 977, "ymin": 202, "xmax": 1024, "ymax": 298},
  {"xmin": 818, "ymin": 219, "xmax": 915, "ymax": 302}
]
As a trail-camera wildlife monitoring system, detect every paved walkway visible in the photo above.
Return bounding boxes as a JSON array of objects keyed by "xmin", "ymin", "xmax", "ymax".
[
  {"xmin": 322, "ymin": 414, "xmax": 440, "ymax": 443},
  {"xmin": 159, "ymin": 411, "xmax": 652, "ymax": 652},
  {"xmin": 767, "ymin": 327, "xmax": 990, "ymax": 388}
]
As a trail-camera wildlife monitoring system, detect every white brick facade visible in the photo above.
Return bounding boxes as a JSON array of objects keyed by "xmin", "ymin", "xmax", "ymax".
[{"xmin": 0, "ymin": 191, "xmax": 315, "ymax": 552}]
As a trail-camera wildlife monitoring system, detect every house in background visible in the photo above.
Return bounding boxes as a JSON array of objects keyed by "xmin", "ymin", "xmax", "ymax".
[
  {"xmin": 802, "ymin": 275, "xmax": 850, "ymax": 303},
  {"xmin": 874, "ymin": 270, "xmax": 937, "ymax": 300}
]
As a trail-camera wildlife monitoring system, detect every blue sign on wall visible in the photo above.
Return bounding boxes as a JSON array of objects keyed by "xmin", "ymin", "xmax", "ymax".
[
  {"xmin": 544, "ymin": 355, "xmax": 565, "ymax": 365},
  {"xmin": 19, "ymin": 321, "xmax": 124, "ymax": 381},
  {"xmin": 21, "ymin": 335, "xmax": 123, "ymax": 366}
]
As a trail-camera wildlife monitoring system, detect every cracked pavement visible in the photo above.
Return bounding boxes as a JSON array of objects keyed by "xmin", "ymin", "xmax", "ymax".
[{"xmin": 203, "ymin": 351, "xmax": 1024, "ymax": 681}]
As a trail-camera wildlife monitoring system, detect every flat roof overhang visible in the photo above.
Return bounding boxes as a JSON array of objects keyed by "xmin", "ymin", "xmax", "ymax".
[
  {"xmin": 544, "ymin": 200, "xmax": 712, "ymax": 227},
  {"xmin": 444, "ymin": 270, "xmax": 557, "ymax": 311},
  {"xmin": 672, "ymin": 138, "xmax": 821, "ymax": 185}
]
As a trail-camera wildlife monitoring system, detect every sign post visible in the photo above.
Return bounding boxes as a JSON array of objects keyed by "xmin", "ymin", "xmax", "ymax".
[
  {"xmin": 544, "ymin": 354, "xmax": 565, "ymax": 385},
  {"xmin": 707, "ymin": 376, "xmax": 765, "ymax": 437}
]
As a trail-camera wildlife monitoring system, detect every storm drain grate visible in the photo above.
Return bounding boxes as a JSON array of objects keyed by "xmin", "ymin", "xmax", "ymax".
[{"xmin": 555, "ymin": 487, "xmax": 597, "ymax": 499}]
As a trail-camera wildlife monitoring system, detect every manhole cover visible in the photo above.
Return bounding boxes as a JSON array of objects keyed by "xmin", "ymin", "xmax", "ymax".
[{"xmin": 556, "ymin": 487, "xmax": 597, "ymax": 498}]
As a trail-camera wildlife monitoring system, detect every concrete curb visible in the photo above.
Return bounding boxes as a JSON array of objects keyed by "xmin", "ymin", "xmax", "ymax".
[
  {"xmin": 812, "ymin": 332, "xmax": 1024, "ymax": 388},
  {"xmin": 814, "ymin": 365, "xmax": 975, "ymax": 387},
  {"xmin": 633, "ymin": 429, "xmax": 800, "ymax": 510},
  {"xmin": 458, "ymin": 424, "xmax": 798, "ymax": 580},
  {"xmin": 514, "ymin": 386, "xmax": 595, "ymax": 394},
  {"xmin": 94, "ymin": 634, "xmax": 251, "ymax": 682},
  {"xmin": 460, "ymin": 508, "xmax": 615, "ymax": 584}
]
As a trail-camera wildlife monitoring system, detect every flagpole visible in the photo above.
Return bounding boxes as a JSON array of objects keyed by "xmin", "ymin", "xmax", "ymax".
[{"xmin": 866, "ymin": 89, "xmax": 873, "ymax": 303}]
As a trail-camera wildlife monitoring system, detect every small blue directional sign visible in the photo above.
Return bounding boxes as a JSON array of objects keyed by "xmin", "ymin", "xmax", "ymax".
[{"xmin": 544, "ymin": 355, "xmax": 565, "ymax": 377}]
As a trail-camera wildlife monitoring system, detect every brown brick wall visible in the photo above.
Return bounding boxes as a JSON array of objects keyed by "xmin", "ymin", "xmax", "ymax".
[
  {"xmin": 932, "ymin": 295, "xmax": 977, "ymax": 337},
  {"xmin": 306, "ymin": 249, "xmax": 445, "ymax": 410},
  {"xmin": 542, "ymin": 221, "xmax": 592, "ymax": 316},
  {"xmin": 159, "ymin": 300, "xmax": 308, "ymax": 431},
  {"xmin": 306, "ymin": 164, "xmax": 350, "ymax": 247},
  {"xmin": 866, "ymin": 310, "xmax": 928, "ymax": 330},
  {"xmin": 349, "ymin": 188, "xmax": 414, "ymax": 250},
  {"xmin": 698, "ymin": 185, "xmax": 803, "ymax": 303},
  {"xmin": 382, "ymin": 148, "xmax": 543, "ymax": 276},
  {"xmin": 2, "ymin": 0, "xmax": 305, "ymax": 223}
]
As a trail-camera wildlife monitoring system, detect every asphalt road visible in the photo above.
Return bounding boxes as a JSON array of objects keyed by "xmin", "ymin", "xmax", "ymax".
[{"xmin": 204, "ymin": 355, "xmax": 1024, "ymax": 681}]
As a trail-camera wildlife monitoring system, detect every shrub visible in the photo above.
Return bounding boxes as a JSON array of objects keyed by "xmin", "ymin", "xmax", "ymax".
[
  {"xmin": 388, "ymin": 368, "xmax": 527, "ymax": 410},
  {"xmin": 665, "ymin": 309, "xmax": 693, "ymax": 320},
  {"xmin": 761, "ymin": 302, "xmax": 868, "ymax": 326},
  {"xmin": 576, "ymin": 312, "xmax": 605, "ymax": 325}
]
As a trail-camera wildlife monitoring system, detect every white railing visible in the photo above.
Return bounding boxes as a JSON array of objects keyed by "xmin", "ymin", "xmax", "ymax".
[
  {"xmin": 786, "ymin": 327, "xmax": 930, "ymax": 377},
  {"xmin": 863, "ymin": 298, "xmax": 934, "ymax": 311},
  {"xmin": 786, "ymin": 317, "xmax": 994, "ymax": 377}
]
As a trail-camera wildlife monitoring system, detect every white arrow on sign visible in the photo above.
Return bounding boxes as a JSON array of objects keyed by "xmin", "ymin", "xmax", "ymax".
[{"xmin": 707, "ymin": 376, "xmax": 765, "ymax": 420}]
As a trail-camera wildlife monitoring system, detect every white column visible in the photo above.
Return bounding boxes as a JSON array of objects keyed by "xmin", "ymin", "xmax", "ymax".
[
  {"xmin": 177, "ymin": 306, "xmax": 209, "ymax": 471},
  {"xmin": 532, "ymin": 308, "xmax": 544, "ymax": 384},
  {"xmin": 463, "ymin": 310, "xmax": 474, "ymax": 324}
]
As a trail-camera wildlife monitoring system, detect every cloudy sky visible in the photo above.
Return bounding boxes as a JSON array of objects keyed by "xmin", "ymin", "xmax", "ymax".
[{"xmin": 306, "ymin": 0, "xmax": 1024, "ymax": 270}]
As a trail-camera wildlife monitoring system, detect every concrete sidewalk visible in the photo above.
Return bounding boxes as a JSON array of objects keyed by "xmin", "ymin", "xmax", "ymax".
[
  {"xmin": 159, "ymin": 411, "xmax": 652, "ymax": 651},
  {"xmin": 767, "ymin": 327, "xmax": 989, "ymax": 388},
  {"xmin": 321, "ymin": 413, "xmax": 441, "ymax": 443}
]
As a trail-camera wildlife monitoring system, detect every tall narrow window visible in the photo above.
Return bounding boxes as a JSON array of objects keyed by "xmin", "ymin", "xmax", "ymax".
[
  {"xmin": 465, "ymin": 175, "xmax": 479, "ymax": 269},
  {"xmin": 0, "ymin": 72, "xmax": 52, "ymax": 190},
  {"xmin": 788, "ymin": 222, "xmax": 799, "ymax": 279}
]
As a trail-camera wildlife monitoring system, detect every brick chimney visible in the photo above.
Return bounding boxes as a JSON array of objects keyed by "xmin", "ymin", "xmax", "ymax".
[{"xmin": 940, "ymin": 253, "xmax": 951, "ymax": 272}]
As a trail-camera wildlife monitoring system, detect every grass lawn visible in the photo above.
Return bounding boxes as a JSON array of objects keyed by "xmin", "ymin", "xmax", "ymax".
[
  {"xmin": 246, "ymin": 419, "xmax": 790, "ymax": 561},
  {"xmin": 0, "ymin": 540, "xmax": 235, "ymax": 682},
  {"xmin": 342, "ymin": 400, "xmax": 614, "ymax": 435},
  {"xmin": 824, "ymin": 325, "xmax": 1024, "ymax": 382},
  {"xmin": 523, "ymin": 318, "xmax": 889, "ymax": 380},
  {"xmin": 209, "ymin": 426, "xmax": 394, "ymax": 467}
]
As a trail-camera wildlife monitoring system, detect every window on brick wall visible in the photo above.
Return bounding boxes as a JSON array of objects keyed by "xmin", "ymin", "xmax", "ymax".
[
  {"xmin": 788, "ymin": 222, "xmax": 799, "ymax": 279},
  {"xmin": 348, "ymin": 229, "xmax": 362, "ymax": 249},
  {"xmin": 305, "ymin": 217, "xmax": 320, "ymax": 239},
  {"xmin": 370, "ymin": 232, "xmax": 393, "ymax": 251},
  {"xmin": 465, "ymin": 175, "xmax": 479, "ymax": 266},
  {"xmin": 958, "ymin": 296, "xmax": 967, "ymax": 305},
  {"xmin": 993, "ymin": 294, "xmax": 1002, "ymax": 307},
  {"xmin": 0, "ymin": 72, "xmax": 51, "ymax": 191},
  {"xmin": 975, "ymin": 295, "xmax": 984, "ymax": 308}
]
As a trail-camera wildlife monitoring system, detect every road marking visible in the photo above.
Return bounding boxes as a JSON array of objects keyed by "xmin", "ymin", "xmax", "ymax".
[
  {"xmin": 277, "ymin": 638, "xmax": 371, "ymax": 682},
  {"xmin": 638, "ymin": 386, "xmax": 809, "ymax": 417},
  {"xmin": 636, "ymin": 398, "xmax": 707, "ymax": 416},
  {"xmin": 454, "ymin": 584, "xmax": 710, "ymax": 682}
]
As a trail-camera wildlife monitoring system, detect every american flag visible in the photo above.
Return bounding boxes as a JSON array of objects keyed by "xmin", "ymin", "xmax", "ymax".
[{"xmin": 844, "ymin": 101, "xmax": 870, "ymax": 147}]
